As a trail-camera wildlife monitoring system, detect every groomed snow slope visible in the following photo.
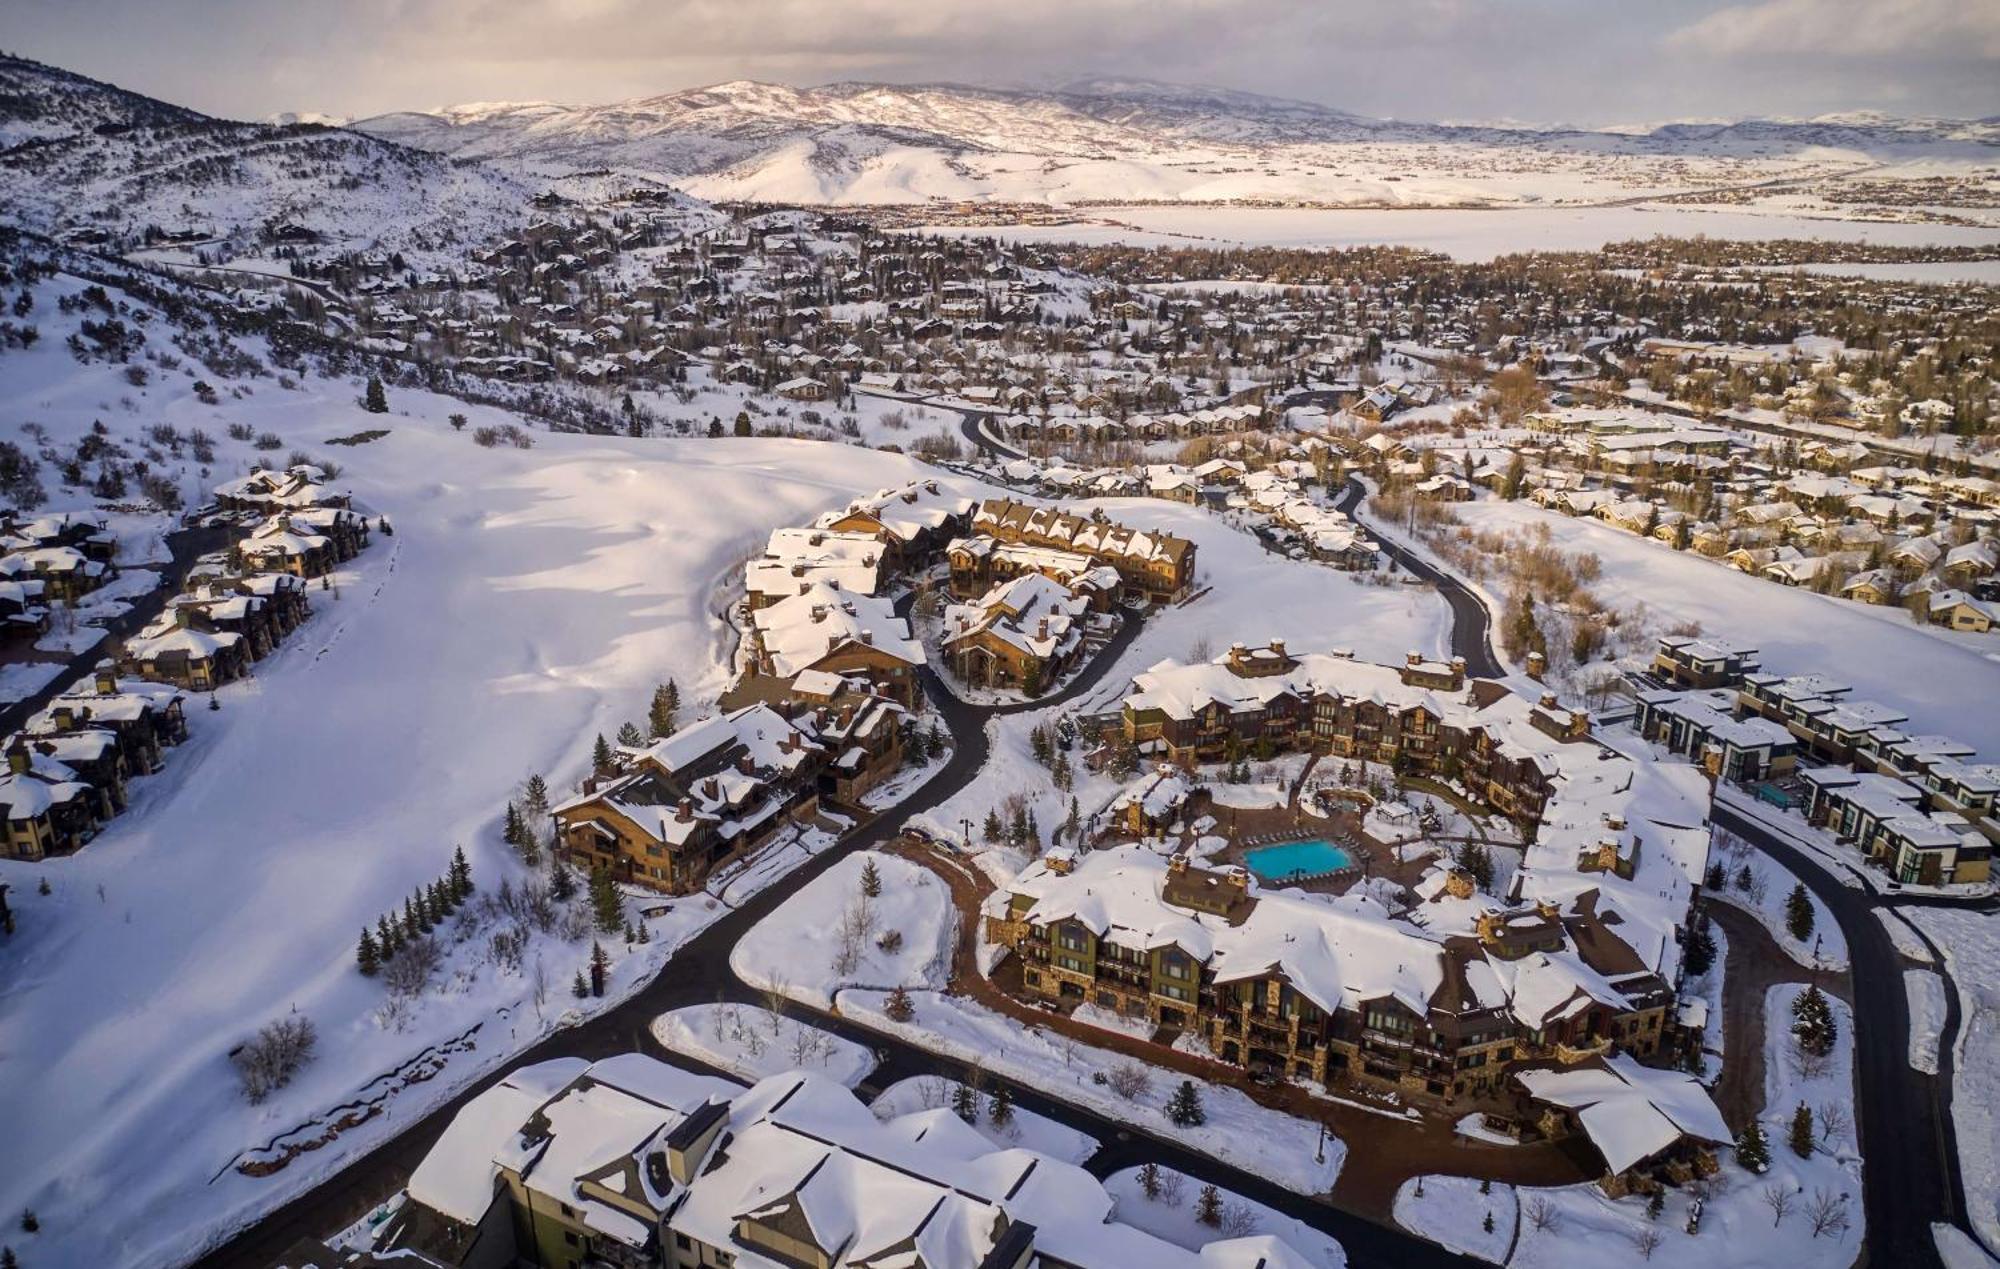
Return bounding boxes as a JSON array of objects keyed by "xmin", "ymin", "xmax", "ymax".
[{"xmin": 0, "ymin": 354, "xmax": 972, "ymax": 1268}]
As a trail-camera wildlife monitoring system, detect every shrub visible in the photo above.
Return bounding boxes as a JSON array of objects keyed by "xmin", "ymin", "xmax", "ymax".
[{"xmin": 231, "ymin": 1014, "xmax": 317, "ymax": 1104}]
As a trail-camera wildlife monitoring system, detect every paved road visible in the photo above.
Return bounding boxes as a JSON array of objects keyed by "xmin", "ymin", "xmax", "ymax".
[
  {"xmin": 1712, "ymin": 802, "xmax": 1973, "ymax": 1269},
  {"xmin": 1335, "ymin": 479, "xmax": 1502, "ymax": 678},
  {"xmin": 0, "ymin": 523, "xmax": 234, "ymax": 736}
]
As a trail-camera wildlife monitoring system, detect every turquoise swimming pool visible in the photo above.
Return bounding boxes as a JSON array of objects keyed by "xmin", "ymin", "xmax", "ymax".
[{"xmin": 1242, "ymin": 840, "xmax": 1354, "ymax": 883}]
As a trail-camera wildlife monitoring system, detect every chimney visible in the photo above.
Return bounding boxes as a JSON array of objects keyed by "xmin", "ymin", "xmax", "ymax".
[
  {"xmin": 736, "ymin": 753, "xmax": 754, "ymax": 774},
  {"xmin": 1270, "ymin": 639, "xmax": 1286, "ymax": 659},
  {"xmin": 676, "ymin": 797, "xmax": 694, "ymax": 822},
  {"xmin": 1406, "ymin": 650, "xmax": 1423, "ymax": 667},
  {"xmin": 1037, "ymin": 618, "xmax": 1049, "ymax": 640},
  {"xmin": 1526, "ymin": 650, "xmax": 1547, "ymax": 681},
  {"xmin": 860, "ymin": 630, "xmax": 874, "ymax": 645},
  {"xmin": 1451, "ymin": 656, "xmax": 1466, "ymax": 673},
  {"xmin": 5, "ymin": 738, "xmax": 28, "ymax": 776},
  {"xmin": 51, "ymin": 707, "xmax": 75, "ymax": 731},
  {"xmin": 1540, "ymin": 692, "xmax": 1558, "ymax": 710},
  {"xmin": 95, "ymin": 660, "xmax": 117, "ymax": 695}
]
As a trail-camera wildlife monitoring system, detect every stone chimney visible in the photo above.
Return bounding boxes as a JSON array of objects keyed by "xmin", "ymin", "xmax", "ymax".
[
  {"xmin": 1540, "ymin": 692, "xmax": 1558, "ymax": 710},
  {"xmin": 5, "ymin": 738, "xmax": 29, "ymax": 775},
  {"xmin": 860, "ymin": 629, "xmax": 874, "ymax": 645},
  {"xmin": 1406, "ymin": 650, "xmax": 1423, "ymax": 667},
  {"xmin": 1270, "ymin": 638, "xmax": 1286, "ymax": 659},
  {"xmin": 676, "ymin": 797, "xmax": 694, "ymax": 822},
  {"xmin": 1036, "ymin": 618, "xmax": 1049, "ymax": 640},
  {"xmin": 1526, "ymin": 650, "xmax": 1547, "ymax": 681}
]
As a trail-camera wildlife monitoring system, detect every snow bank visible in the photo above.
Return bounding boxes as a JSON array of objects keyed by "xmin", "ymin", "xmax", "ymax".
[{"xmin": 650, "ymin": 1004, "xmax": 874, "ymax": 1089}]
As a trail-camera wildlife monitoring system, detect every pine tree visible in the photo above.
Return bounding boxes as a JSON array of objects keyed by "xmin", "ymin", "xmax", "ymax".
[
  {"xmin": 616, "ymin": 721, "xmax": 645, "ymax": 748},
  {"xmin": 1736, "ymin": 1119, "xmax": 1772, "ymax": 1173},
  {"xmin": 1031, "ymin": 725, "xmax": 1052, "ymax": 765},
  {"xmin": 572, "ymin": 970, "xmax": 589, "ymax": 999},
  {"xmin": 1704, "ymin": 861, "xmax": 1725, "ymax": 890},
  {"xmin": 1025, "ymin": 810, "xmax": 1040, "ymax": 847},
  {"xmin": 589, "ymin": 940, "xmax": 610, "ymax": 997},
  {"xmin": 402, "ymin": 896, "xmax": 421, "ymax": 941},
  {"xmin": 1196, "ymin": 1183, "xmax": 1223, "ymax": 1227},
  {"xmin": 1646, "ymin": 1189, "xmax": 1664, "ymax": 1221},
  {"xmin": 1735, "ymin": 864, "xmax": 1754, "ymax": 892},
  {"xmin": 550, "ymin": 860, "xmax": 577, "ymax": 903},
  {"xmin": 988, "ymin": 1084, "xmax": 1013, "ymax": 1126},
  {"xmin": 884, "ymin": 985, "xmax": 915, "ymax": 1021},
  {"xmin": 1483, "ymin": 1211, "xmax": 1495, "ymax": 1234},
  {"xmin": 1166, "ymin": 1079, "xmax": 1206, "ymax": 1127},
  {"xmin": 18, "ymin": 1212, "xmax": 35, "ymax": 1235},
  {"xmin": 2, "ymin": 1246, "xmax": 16, "ymax": 1269},
  {"xmin": 983, "ymin": 809, "xmax": 1003, "ymax": 842},
  {"xmin": 1137, "ymin": 1161, "xmax": 1163, "ymax": 1200},
  {"xmin": 377, "ymin": 914, "xmax": 400, "ymax": 958},
  {"xmin": 362, "ymin": 375, "xmax": 388, "ymax": 414},
  {"xmin": 589, "ymin": 866, "xmax": 623, "ymax": 933},
  {"xmin": 357, "ymin": 927, "xmax": 380, "ymax": 976},
  {"xmin": 450, "ymin": 845, "xmax": 474, "ymax": 899},
  {"xmin": 649, "ymin": 681, "xmax": 680, "ymax": 738},
  {"xmin": 523, "ymin": 774, "xmax": 550, "ymax": 819},
  {"xmin": 1785, "ymin": 883, "xmax": 1814, "ymax": 943},
  {"xmin": 1789, "ymin": 1102, "xmax": 1814, "ymax": 1157},
  {"xmin": 1684, "ymin": 916, "xmax": 1717, "ymax": 978},
  {"xmin": 951, "ymin": 1083, "xmax": 979, "ymax": 1124},
  {"xmin": 860, "ymin": 857, "xmax": 883, "ymax": 899},
  {"xmin": 414, "ymin": 888, "xmax": 434, "ymax": 932},
  {"xmin": 1052, "ymin": 752, "xmax": 1073, "ymax": 791},
  {"xmin": 1479, "ymin": 1178, "xmax": 1491, "ymax": 1195},
  {"xmin": 1791, "ymin": 984, "xmax": 1837, "ymax": 1057},
  {"xmin": 592, "ymin": 733, "xmax": 615, "ymax": 774}
]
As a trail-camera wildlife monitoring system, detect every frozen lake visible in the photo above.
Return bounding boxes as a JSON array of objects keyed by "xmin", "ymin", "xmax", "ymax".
[{"xmin": 915, "ymin": 204, "xmax": 2000, "ymax": 262}]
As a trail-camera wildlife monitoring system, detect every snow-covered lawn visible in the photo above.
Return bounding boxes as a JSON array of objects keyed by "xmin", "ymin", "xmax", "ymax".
[
  {"xmin": 1105, "ymin": 1166, "xmax": 1348, "ymax": 1267},
  {"xmin": 1393, "ymin": 1173, "xmax": 1515, "ymax": 1263},
  {"xmin": 649, "ymin": 1004, "xmax": 875, "ymax": 1089},
  {"xmin": 729, "ymin": 850, "xmax": 956, "ymax": 1010},
  {"xmin": 0, "ymin": 656, "xmax": 68, "ymax": 705},
  {"xmin": 1881, "ymin": 911, "xmax": 1938, "ymax": 965},
  {"xmin": 1911, "ymin": 906, "xmax": 2000, "ymax": 1257},
  {"xmin": 1684, "ymin": 919, "xmax": 1729, "ymax": 1081},
  {"xmin": 838, "ymin": 987, "xmax": 1347, "ymax": 1194},
  {"xmin": 1453, "ymin": 499, "xmax": 2000, "ymax": 754},
  {"xmin": 1710, "ymin": 829, "xmax": 1849, "ymax": 971},
  {"xmin": 870, "ymin": 1075, "xmax": 1098, "ymax": 1165},
  {"xmin": 0, "ymin": 305, "xmax": 992, "ymax": 1269}
]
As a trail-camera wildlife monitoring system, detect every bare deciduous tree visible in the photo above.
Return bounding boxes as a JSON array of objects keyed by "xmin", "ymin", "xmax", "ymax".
[
  {"xmin": 1524, "ymin": 1196, "xmax": 1560, "ymax": 1234},
  {"xmin": 1806, "ymin": 1189, "xmax": 1850, "ymax": 1239},
  {"xmin": 232, "ymin": 1013, "xmax": 318, "ymax": 1104},
  {"xmin": 1814, "ymin": 1102, "xmax": 1850, "ymax": 1148},
  {"xmin": 1105, "ymin": 1062, "xmax": 1153, "ymax": 1101},
  {"xmin": 1761, "ymin": 1183, "xmax": 1795, "ymax": 1228}
]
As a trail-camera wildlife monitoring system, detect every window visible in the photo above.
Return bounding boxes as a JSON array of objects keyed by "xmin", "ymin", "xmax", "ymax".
[{"xmin": 1058, "ymin": 925, "xmax": 1089, "ymax": 952}]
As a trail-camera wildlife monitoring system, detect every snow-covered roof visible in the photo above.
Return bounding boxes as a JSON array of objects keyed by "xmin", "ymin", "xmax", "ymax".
[{"xmin": 1515, "ymin": 1053, "xmax": 1731, "ymax": 1175}]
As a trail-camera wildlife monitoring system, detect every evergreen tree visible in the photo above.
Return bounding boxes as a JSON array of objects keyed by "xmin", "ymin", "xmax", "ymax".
[
  {"xmin": 415, "ymin": 888, "xmax": 434, "ymax": 932},
  {"xmin": 572, "ymin": 970, "xmax": 589, "ymax": 999},
  {"xmin": 983, "ymin": 809, "xmax": 1003, "ymax": 842},
  {"xmin": 21, "ymin": 1210, "xmax": 38, "ymax": 1234},
  {"xmin": 590, "ymin": 867, "xmax": 623, "ymax": 934},
  {"xmin": 951, "ymin": 1083, "xmax": 979, "ymax": 1124},
  {"xmin": 1483, "ymin": 1211, "xmax": 1495, "ymax": 1234},
  {"xmin": 616, "ymin": 721, "xmax": 645, "ymax": 748},
  {"xmin": 376, "ymin": 914, "xmax": 400, "ymax": 958},
  {"xmin": 1646, "ymin": 1189, "xmax": 1664, "ymax": 1221},
  {"xmin": 402, "ymin": 896, "xmax": 421, "ymax": 941},
  {"xmin": 1196, "ymin": 1183, "xmax": 1223, "ymax": 1227},
  {"xmin": 589, "ymin": 940, "xmax": 610, "ymax": 997},
  {"xmin": 860, "ymin": 857, "xmax": 883, "ymax": 899},
  {"xmin": 1789, "ymin": 1102, "xmax": 1815, "ymax": 1157},
  {"xmin": 1735, "ymin": 864, "xmax": 1754, "ymax": 891},
  {"xmin": 1791, "ymin": 984, "xmax": 1837, "ymax": 1057},
  {"xmin": 988, "ymin": 1084, "xmax": 1013, "ymax": 1126},
  {"xmin": 550, "ymin": 860, "xmax": 577, "ymax": 903},
  {"xmin": 1052, "ymin": 752, "xmax": 1073, "ymax": 791},
  {"xmin": 523, "ymin": 774, "xmax": 550, "ymax": 819},
  {"xmin": 884, "ymin": 985, "xmax": 915, "ymax": 1021},
  {"xmin": 1684, "ymin": 915, "xmax": 1717, "ymax": 978},
  {"xmin": 1031, "ymin": 725, "xmax": 1052, "ymax": 765},
  {"xmin": 649, "ymin": 681, "xmax": 680, "ymax": 737},
  {"xmin": 1704, "ymin": 861, "xmax": 1725, "ymax": 890},
  {"xmin": 450, "ymin": 845, "xmax": 473, "ymax": 899},
  {"xmin": 357, "ymin": 927, "xmax": 380, "ymax": 976},
  {"xmin": 1166, "ymin": 1079, "xmax": 1206, "ymax": 1127},
  {"xmin": 1137, "ymin": 1161, "xmax": 1162, "ymax": 1200},
  {"xmin": 362, "ymin": 375, "xmax": 388, "ymax": 414},
  {"xmin": 1025, "ymin": 810, "xmax": 1040, "ymax": 847},
  {"xmin": 592, "ymin": 732, "xmax": 615, "ymax": 774},
  {"xmin": 2, "ymin": 1246, "xmax": 16, "ymax": 1269},
  {"xmin": 1785, "ymin": 883, "xmax": 1815, "ymax": 943},
  {"xmin": 1736, "ymin": 1119, "xmax": 1772, "ymax": 1173}
]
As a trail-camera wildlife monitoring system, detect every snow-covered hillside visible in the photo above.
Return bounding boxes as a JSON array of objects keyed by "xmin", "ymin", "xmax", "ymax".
[
  {"xmin": 0, "ymin": 243, "xmax": 979, "ymax": 1269},
  {"xmin": 0, "ymin": 54, "xmax": 534, "ymax": 265},
  {"xmin": 349, "ymin": 76, "xmax": 2000, "ymax": 208}
]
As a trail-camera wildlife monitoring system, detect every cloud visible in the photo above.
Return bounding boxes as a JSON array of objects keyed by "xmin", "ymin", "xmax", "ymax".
[{"xmin": 1668, "ymin": 0, "xmax": 2000, "ymax": 59}]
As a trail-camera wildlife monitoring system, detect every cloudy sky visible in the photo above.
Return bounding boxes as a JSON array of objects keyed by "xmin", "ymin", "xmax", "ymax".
[{"xmin": 10, "ymin": 0, "xmax": 1998, "ymax": 124}]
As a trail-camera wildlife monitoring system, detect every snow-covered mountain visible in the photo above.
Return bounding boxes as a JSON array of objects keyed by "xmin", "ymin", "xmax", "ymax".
[
  {"xmin": 0, "ymin": 54, "xmax": 532, "ymax": 261},
  {"xmin": 350, "ymin": 76, "xmax": 1999, "ymax": 206}
]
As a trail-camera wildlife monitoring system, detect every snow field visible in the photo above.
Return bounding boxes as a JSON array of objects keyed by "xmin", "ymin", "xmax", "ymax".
[
  {"xmin": 649, "ymin": 1004, "xmax": 875, "ymax": 1089},
  {"xmin": 728, "ymin": 850, "xmax": 957, "ymax": 1010},
  {"xmin": 870, "ymin": 1075, "xmax": 1099, "ymax": 1166},
  {"xmin": 0, "ymin": 310, "xmax": 970, "ymax": 1269},
  {"xmin": 836, "ymin": 987, "xmax": 1348, "ymax": 1194},
  {"xmin": 1104, "ymin": 1166, "xmax": 1348, "ymax": 1267}
]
